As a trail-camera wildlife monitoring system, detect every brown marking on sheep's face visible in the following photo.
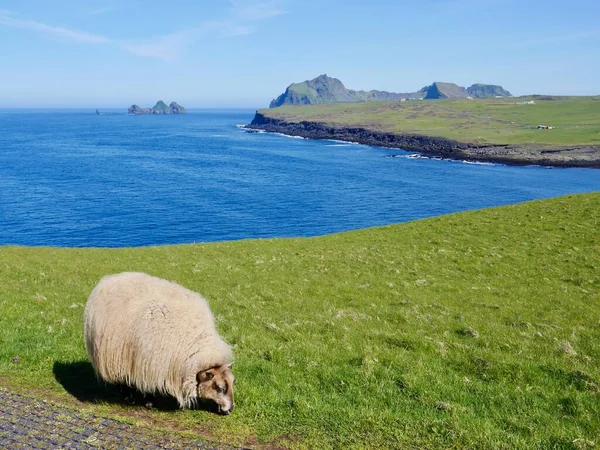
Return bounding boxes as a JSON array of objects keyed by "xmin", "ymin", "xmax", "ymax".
[{"xmin": 196, "ymin": 363, "xmax": 235, "ymax": 415}]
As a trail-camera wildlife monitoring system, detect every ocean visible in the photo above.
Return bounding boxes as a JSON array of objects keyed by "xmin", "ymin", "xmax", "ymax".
[{"xmin": 1, "ymin": 109, "xmax": 599, "ymax": 247}]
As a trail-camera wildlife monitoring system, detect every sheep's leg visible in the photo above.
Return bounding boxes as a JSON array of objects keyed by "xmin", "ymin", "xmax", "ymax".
[
  {"xmin": 117, "ymin": 384, "xmax": 154, "ymax": 409},
  {"xmin": 118, "ymin": 384, "xmax": 136, "ymax": 404}
]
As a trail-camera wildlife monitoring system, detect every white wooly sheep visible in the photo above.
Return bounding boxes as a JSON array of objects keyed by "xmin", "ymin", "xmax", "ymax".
[{"xmin": 84, "ymin": 272, "xmax": 235, "ymax": 414}]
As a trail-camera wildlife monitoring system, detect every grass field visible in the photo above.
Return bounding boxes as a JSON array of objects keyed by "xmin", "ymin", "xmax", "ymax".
[
  {"xmin": 1, "ymin": 193, "xmax": 599, "ymax": 449},
  {"xmin": 259, "ymin": 96, "xmax": 600, "ymax": 147}
]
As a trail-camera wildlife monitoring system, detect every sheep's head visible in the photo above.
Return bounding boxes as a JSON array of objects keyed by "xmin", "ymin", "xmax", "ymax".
[{"xmin": 196, "ymin": 363, "xmax": 235, "ymax": 415}]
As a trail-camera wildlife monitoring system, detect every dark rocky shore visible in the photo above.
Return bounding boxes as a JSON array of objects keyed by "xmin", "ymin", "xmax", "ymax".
[{"xmin": 247, "ymin": 112, "xmax": 600, "ymax": 168}]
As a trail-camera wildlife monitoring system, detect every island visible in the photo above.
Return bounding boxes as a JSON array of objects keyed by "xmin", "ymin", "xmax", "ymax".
[
  {"xmin": 128, "ymin": 101, "xmax": 187, "ymax": 115},
  {"xmin": 246, "ymin": 96, "xmax": 600, "ymax": 168}
]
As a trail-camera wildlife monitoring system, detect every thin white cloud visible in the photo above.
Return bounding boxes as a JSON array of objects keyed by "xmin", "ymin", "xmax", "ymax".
[
  {"xmin": 0, "ymin": 11, "xmax": 110, "ymax": 44},
  {"xmin": 518, "ymin": 30, "xmax": 599, "ymax": 47},
  {"xmin": 228, "ymin": 0, "xmax": 287, "ymax": 21},
  {"xmin": 85, "ymin": 6, "xmax": 119, "ymax": 17},
  {"xmin": 430, "ymin": 0, "xmax": 512, "ymax": 10},
  {"xmin": 204, "ymin": 1, "xmax": 286, "ymax": 38},
  {"xmin": 119, "ymin": 20, "xmax": 256, "ymax": 61},
  {"xmin": 0, "ymin": 2, "xmax": 286, "ymax": 61},
  {"xmin": 119, "ymin": 30, "xmax": 193, "ymax": 62},
  {"xmin": 204, "ymin": 19, "xmax": 254, "ymax": 38}
]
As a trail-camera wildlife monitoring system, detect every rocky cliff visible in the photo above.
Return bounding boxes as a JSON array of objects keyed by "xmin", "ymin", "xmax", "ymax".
[
  {"xmin": 169, "ymin": 101, "xmax": 187, "ymax": 114},
  {"xmin": 467, "ymin": 84, "xmax": 513, "ymax": 98},
  {"xmin": 249, "ymin": 111, "xmax": 474, "ymax": 155},
  {"xmin": 246, "ymin": 112, "xmax": 599, "ymax": 168}
]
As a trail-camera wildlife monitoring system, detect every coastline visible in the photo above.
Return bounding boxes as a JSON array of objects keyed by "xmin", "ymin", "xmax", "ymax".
[{"xmin": 246, "ymin": 112, "xmax": 600, "ymax": 169}]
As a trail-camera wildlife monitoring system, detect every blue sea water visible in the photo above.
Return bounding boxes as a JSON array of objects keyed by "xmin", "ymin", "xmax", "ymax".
[{"xmin": 0, "ymin": 109, "xmax": 599, "ymax": 248}]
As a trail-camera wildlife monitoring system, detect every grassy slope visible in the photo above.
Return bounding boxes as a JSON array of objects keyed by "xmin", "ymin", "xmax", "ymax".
[
  {"xmin": 260, "ymin": 97, "xmax": 600, "ymax": 147},
  {"xmin": 288, "ymin": 82, "xmax": 317, "ymax": 100},
  {"xmin": 1, "ymin": 193, "xmax": 599, "ymax": 449}
]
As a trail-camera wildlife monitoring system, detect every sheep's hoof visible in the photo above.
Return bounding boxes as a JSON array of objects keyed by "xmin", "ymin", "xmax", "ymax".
[{"xmin": 144, "ymin": 400, "xmax": 154, "ymax": 410}]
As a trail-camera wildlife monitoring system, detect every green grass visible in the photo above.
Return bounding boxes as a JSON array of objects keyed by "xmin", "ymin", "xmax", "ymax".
[
  {"xmin": 261, "ymin": 96, "xmax": 600, "ymax": 146},
  {"xmin": 1, "ymin": 193, "xmax": 600, "ymax": 449}
]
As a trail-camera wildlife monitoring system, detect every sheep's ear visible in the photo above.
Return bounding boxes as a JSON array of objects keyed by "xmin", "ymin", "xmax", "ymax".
[
  {"xmin": 226, "ymin": 362, "xmax": 234, "ymax": 369},
  {"xmin": 197, "ymin": 370, "xmax": 214, "ymax": 383}
]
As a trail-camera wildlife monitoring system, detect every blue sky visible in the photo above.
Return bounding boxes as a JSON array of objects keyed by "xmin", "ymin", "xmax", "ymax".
[{"xmin": 0, "ymin": 0, "xmax": 598, "ymax": 107}]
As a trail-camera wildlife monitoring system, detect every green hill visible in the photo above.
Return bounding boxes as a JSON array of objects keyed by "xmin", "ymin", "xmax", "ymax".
[
  {"xmin": 420, "ymin": 82, "xmax": 512, "ymax": 99},
  {"xmin": 269, "ymin": 75, "xmax": 512, "ymax": 107},
  {"xmin": 270, "ymin": 74, "xmax": 413, "ymax": 107},
  {"xmin": 423, "ymin": 82, "xmax": 469, "ymax": 99},
  {"xmin": 1, "ymin": 193, "xmax": 599, "ymax": 449}
]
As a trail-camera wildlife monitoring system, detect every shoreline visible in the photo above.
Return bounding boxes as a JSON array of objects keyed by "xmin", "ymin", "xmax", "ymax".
[{"xmin": 246, "ymin": 112, "xmax": 600, "ymax": 169}]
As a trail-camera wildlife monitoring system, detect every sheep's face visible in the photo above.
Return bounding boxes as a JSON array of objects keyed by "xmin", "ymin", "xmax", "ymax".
[{"xmin": 196, "ymin": 363, "xmax": 235, "ymax": 415}]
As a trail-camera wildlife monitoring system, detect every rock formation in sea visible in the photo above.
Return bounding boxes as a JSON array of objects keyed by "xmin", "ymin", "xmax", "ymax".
[{"xmin": 128, "ymin": 101, "xmax": 188, "ymax": 115}]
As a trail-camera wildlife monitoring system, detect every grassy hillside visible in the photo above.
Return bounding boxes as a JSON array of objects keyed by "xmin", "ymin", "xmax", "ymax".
[
  {"xmin": 1, "ymin": 193, "xmax": 599, "ymax": 449},
  {"xmin": 260, "ymin": 96, "xmax": 600, "ymax": 147}
]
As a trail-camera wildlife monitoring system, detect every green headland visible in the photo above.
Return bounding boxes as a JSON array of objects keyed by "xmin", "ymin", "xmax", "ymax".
[
  {"xmin": 1, "ymin": 193, "xmax": 599, "ymax": 449},
  {"xmin": 250, "ymin": 95, "xmax": 600, "ymax": 167}
]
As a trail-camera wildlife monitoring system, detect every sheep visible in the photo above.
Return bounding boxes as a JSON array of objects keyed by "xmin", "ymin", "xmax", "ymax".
[{"xmin": 84, "ymin": 272, "xmax": 235, "ymax": 414}]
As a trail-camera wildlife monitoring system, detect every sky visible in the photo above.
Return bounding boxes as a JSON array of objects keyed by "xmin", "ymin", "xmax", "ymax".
[{"xmin": 0, "ymin": 0, "xmax": 599, "ymax": 108}]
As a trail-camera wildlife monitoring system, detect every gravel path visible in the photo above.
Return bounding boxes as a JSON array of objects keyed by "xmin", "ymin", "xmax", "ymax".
[{"xmin": 0, "ymin": 388, "xmax": 240, "ymax": 449}]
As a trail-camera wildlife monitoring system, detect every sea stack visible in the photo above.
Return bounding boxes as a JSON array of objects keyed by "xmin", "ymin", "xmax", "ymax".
[{"xmin": 128, "ymin": 101, "xmax": 188, "ymax": 115}]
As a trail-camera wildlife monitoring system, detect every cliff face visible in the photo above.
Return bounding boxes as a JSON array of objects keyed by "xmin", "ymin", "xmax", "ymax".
[
  {"xmin": 467, "ymin": 84, "xmax": 513, "ymax": 98},
  {"xmin": 128, "ymin": 105, "xmax": 152, "ymax": 115},
  {"xmin": 246, "ymin": 112, "xmax": 600, "ymax": 168},
  {"xmin": 169, "ymin": 102, "xmax": 187, "ymax": 114},
  {"xmin": 249, "ymin": 112, "xmax": 472, "ymax": 155},
  {"xmin": 423, "ymin": 82, "xmax": 469, "ymax": 99},
  {"xmin": 127, "ymin": 101, "xmax": 188, "ymax": 115}
]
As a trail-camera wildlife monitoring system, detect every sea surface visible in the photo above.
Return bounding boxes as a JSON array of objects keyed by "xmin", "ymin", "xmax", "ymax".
[{"xmin": 1, "ymin": 109, "xmax": 599, "ymax": 248}]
